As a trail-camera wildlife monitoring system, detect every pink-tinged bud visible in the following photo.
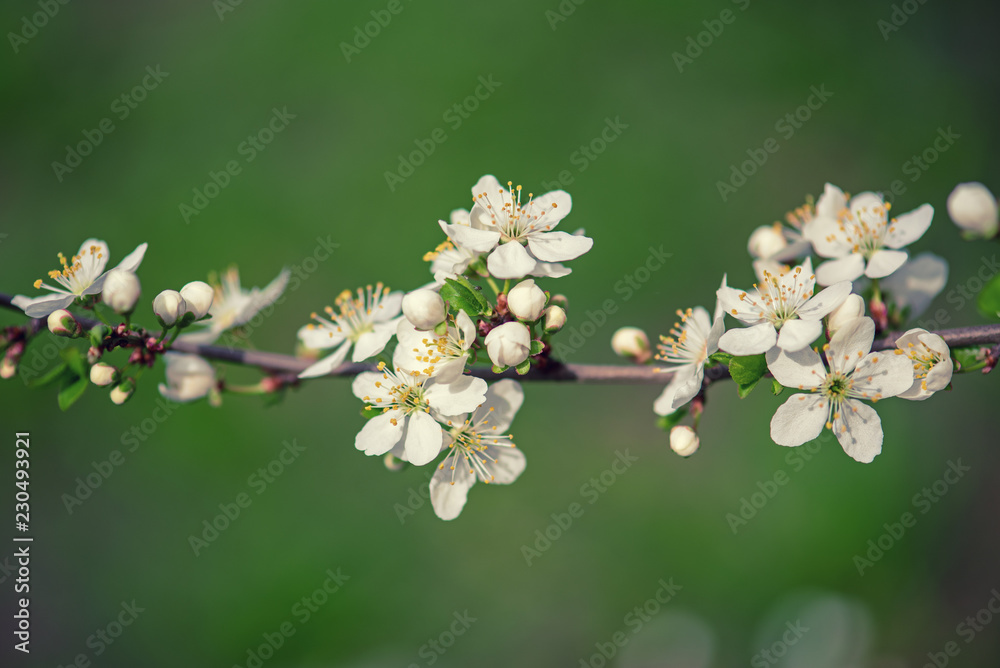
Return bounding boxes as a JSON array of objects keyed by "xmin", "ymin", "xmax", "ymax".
[
  {"xmin": 669, "ymin": 426, "xmax": 700, "ymax": 457},
  {"xmin": 102, "ymin": 268, "xmax": 142, "ymax": 314},
  {"xmin": 180, "ymin": 281, "xmax": 215, "ymax": 319},
  {"xmin": 87, "ymin": 346, "xmax": 102, "ymax": 365},
  {"xmin": 153, "ymin": 290, "xmax": 186, "ymax": 327},
  {"xmin": 611, "ymin": 327, "xmax": 651, "ymax": 363},
  {"xmin": 549, "ymin": 294, "xmax": 569, "ymax": 308},
  {"xmin": 47, "ymin": 309, "xmax": 81, "ymax": 337},
  {"xmin": 543, "ymin": 305, "xmax": 567, "ymax": 333},
  {"xmin": 89, "ymin": 363, "xmax": 119, "ymax": 387},
  {"xmin": 507, "ymin": 279, "xmax": 547, "ymax": 321}
]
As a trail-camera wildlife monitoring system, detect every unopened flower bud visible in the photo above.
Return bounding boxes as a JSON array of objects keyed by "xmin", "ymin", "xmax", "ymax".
[
  {"xmin": 484, "ymin": 321, "xmax": 531, "ymax": 368},
  {"xmin": 612, "ymin": 327, "xmax": 651, "ymax": 363},
  {"xmin": 826, "ymin": 294, "xmax": 865, "ymax": 338},
  {"xmin": 402, "ymin": 289, "xmax": 446, "ymax": 330},
  {"xmin": 669, "ymin": 425, "xmax": 700, "ymax": 457},
  {"xmin": 384, "ymin": 454, "xmax": 405, "ymax": 471},
  {"xmin": 543, "ymin": 305, "xmax": 567, "ymax": 332},
  {"xmin": 89, "ymin": 362, "xmax": 119, "ymax": 386},
  {"xmin": 110, "ymin": 378, "xmax": 136, "ymax": 405},
  {"xmin": 0, "ymin": 355, "xmax": 17, "ymax": 379},
  {"xmin": 507, "ymin": 279, "xmax": 547, "ymax": 321},
  {"xmin": 47, "ymin": 309, "xmax": 81, "ymax": 337},
  {"xmin": 180, "ymin": 281, "xmax": 215, "ymax": 319},
  {"xmin": 102, "ymin": 268, "xmax": 141, "ymax": 314},
  {"xmin": 550, "ymin": 294, "xmax": 569, "ymax": 308},
  {"xmin": 747, "ymin": 224, "xmax": 787, "ymax": 259},
  {"xmin": 947, "ymin": 182, "xmax": 999, "ymax": 238},
  {"xmin": 153, "ymin": 290, "xmax": 186, "ymax": 327}
]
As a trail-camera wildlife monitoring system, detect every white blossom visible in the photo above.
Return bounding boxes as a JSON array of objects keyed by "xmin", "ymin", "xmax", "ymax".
[
  {"xmin": 430, "ymin": 380, "xmax": 525, "ymax": 520},
  {"xmin": 181, "ymin": 267, "xmax": 290, "ymax": 345},
  {"xmin": 484, "ymin": 321, "xmax": 531, "ymax": 368},
  {"xmin": 767, "ymin": 317, "xmax": 913, "ymax": 463},
  {"xmin": 13, "ymin": 239, "xmax": 147, "ymax": 318},
  {"xmin": 158, "ymin": 354, "xmax": 217, "ymax": 403},
  {"xmin": 298, "ymin": 283, "xmax": 403, "ymax": 378},
  {"xmin": 893, "ymin": 328, "xmax": 953, "ymax": 400},
  {"xmin": 395, "ymin": 311, "xmax": 476, "ymax": 384}
]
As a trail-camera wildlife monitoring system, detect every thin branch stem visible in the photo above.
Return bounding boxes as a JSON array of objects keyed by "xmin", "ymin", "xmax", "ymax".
[{"xmin": 2, "ymin": 292, "xmax": 999, "ymax": 385}]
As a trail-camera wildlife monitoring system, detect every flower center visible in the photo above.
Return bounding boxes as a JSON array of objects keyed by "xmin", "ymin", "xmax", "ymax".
[
  {"xmin": 362, "ymin": 362, "xmax": 431, "ymax": 422},
  {"xmin": 308, "ymin": 283, "xmax": 392, "ymax": 341},
  {"xmin": 837, "ymin": 202, "xmax": 896, "ymax": 260},
  {"xmin": 746, "ymin": 265, "xmax": 814, "ymax": 326},
  {"xmin": 438, "ymin": 407, "xmax": 515, "ymax": 485},
  {"xmin": 473, "ymin": 180, "xmax": 560, "ymax": 243},
  {"xmin": 33, "ymin": 245, "xmax": 104, "ymax": 295}
]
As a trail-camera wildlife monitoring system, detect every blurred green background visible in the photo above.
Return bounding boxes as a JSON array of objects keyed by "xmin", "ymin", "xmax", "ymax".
[{"xmin": 2, "ymin": 1, "xmax": 999, "ymax": 666}]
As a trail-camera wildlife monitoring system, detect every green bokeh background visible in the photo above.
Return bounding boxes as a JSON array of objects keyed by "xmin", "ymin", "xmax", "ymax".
[{"xmin": 2, "ymin": 1, "xmax": 999, "ymax": 666}]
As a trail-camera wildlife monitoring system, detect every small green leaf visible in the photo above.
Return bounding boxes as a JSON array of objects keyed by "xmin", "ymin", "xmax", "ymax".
[
  {"xmin": 529, "ymin": 340, "xmax": 544, "ymax": 356},
  {"xmin": 771, "ymin": 378, "xmax": 785, "ymax": 395},
  {"xmin": 976, "ymin": 272, "xmax": 1000, "ymax": 319},
  {"xmin": 441, "ymin": 276, "xmax": 490, "ymax": 316},
  {"xmin": 491, "ymin": 364, "xmax": 507, "ymax": 374},
  {"xmin": 729, "ymin": 354, "xmax": 767, "ymax": 386},
  {"xmin": 515, "ymin": 359, "xmax": 531, "ymax": 375},
  {"xmin": 57, "ymin": 375, "xmax": 88, "ymax": 411},
  {"xmin": 60, "ymin": 348, "xmax": 87, "ymax": 378},
  {"xmin": 952, "ymin": 346, "xmax": 990, "ymax": 373},
  {"xmin": 656, "ymin": 408, "xmax": 688, "ymax": 432},
  {"xmin": 26, "ymin": 362, "xmax": 70, "ymax": 389},
  {"xmin": 737, "ymin": 378, "xmax": 760, "ymax": 398},
  {"xmin": 707, "ymin": 352, "xmax": 734, "ymax": 366},
  {"xmin": 433, "ymin": 321, "xmax": 449, "ymax": 336},
  {"xmin": 89, "ymin": 324, "xmax": 109, "ymax": 348}
]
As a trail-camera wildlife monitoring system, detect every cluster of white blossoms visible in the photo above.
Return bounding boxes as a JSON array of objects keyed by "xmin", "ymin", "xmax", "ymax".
[
  {"xmin": 624, "ymin": 181, "xmax": 996, "ymax": 463},
  {"xmin": 5, "ymin": 176, "xmax": 996, "ymax": 518},
  {"xmin": 295, "ymin": 174, "xmax": 592, "ymax": 520}
]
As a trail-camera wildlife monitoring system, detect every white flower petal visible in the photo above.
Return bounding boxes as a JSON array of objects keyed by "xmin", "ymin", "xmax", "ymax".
[
  {"xmin": 351, "ymin": 370, "xmax": 389, "ymax": 403},
  {"xmin": 372, "ymin": 291, "xmax": 404, "ymax": 323},
  {"xmin": 923, "ymin": 357, "xmax": 954, "ymax": 392},
  {"xmin": 16, "ymin": 293, "xmax": 77, "ymax": 318},
  {"xmin": 115, "ymin": 242, "xmax": 149, "ymax": 273},
  {"xmin": 804, "ymin": 216, "xmax": 852, "ymax": 258},
  {"xmin": 670, "ymin": 367, "xmax": 705, "ymax": 410},
  {"xmin": 403, "ymin": 411, "xmax": 444, "ymax": 466},
  {"xmin": 718, "ymin": 323, "xmax": 777, "ymax": 356},
  {"xmin": 815, "ymin": 183, "xmax": 848, "ymax": 218},
  {"xmin": 355, "ymin": 412, "xmax": 405, "ymax": 456},
  {"xmin": 487, "ymin": 242, "xmax": 536, "ymax": 279},
  {"xmin": 430, "ymin": 467, "xmax": 474, "ymax": 521},
  {"xmin": 456, "ymin": 310, "xmax": 477, "ymax": 348},
  {"xmin": 298, "ymin": 341, "xmax": 352, "ymax": 378},
  {"xmin": 827, "ymin": 316, "xmax": 874, "ymax": 376},
  {"xmin": 530, "ymin": 261, "xmax": 572, "ymax": 278},
  {"xmin": 716, "ymin": 286, "xmax": 763, "ymax": 324},
  {"xmin": 864, "ymin": 249, "xmax": 908, "ymax": 279},
  {"xmin": 851, "ymin": 351, "xmax": 914, "ymax": 398},
  {"xmin": 426, "ymin": 375, "xmax": 488, "ymax": 417},
  {"xmin": 815, "ymin": 254, "xmax": 866, "ymax": 285},
  {"xmin": 653, "ymin": 374, "xmax": 687, "ymax": 416},
  {"xmin": 479, "ymin": 379, "xmax": 524, "ymax": 432},
  {"xmin": 765, "ymin": 346, "xmax": 824, "ymax": 388},
  {"xmin": 771, "ymin": 393, "xmax": 827, "ymax": 446},
  {"xmin": 298, "ymin": 323, "xmax": 346, "ymax": 350},
  {"xmin": 834, "ymin": 400, "xmax": 883, "ymax": 463},
  {"xmin": 352, "ymin": 318, "xmax": 400, "ymax": 362},
  {"xmin": 797, "ymin": 281, "xmax": 852, "ymax": 320},
  {"xmin": 526, "ymin": 231, "xmax": 593, "ymax": 263},
  {"xmin": 439, "ymin": 219, "xmax": 500, "ymax": 253},
  {"xmin": 885, "ymin": 204, "xmax": 933, "ymax": 249},
  {"xmin": 527, "ymin": 189, "xmax": 572, "ymax": 228},
  {"xmin": 881, "ymin": 253, "xmax": 948, "ymax": 318},
  {"xmin": 776, "ymin": 318, "xmax": 822, "ymax": 352}
]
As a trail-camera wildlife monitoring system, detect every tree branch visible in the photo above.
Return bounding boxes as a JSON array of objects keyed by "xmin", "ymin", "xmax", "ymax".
[{"xmin": 3, "ymin": 292, "xmax": 999, "ymax": 385}]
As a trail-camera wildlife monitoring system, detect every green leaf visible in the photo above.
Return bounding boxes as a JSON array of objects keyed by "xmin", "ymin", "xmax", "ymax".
[
  {"xmin": 440, "ymin": 276, "xmax": 491, "ymax": 316},
  {"xmin": 771, "ymin": 378, "xmax": 785, "ymax": 396},
  {"xmin": 707, "ymin": 352, "xmax": 734, "ymax": 366},
  {"xmin": 57, "ymin": 375, "xmax": 88, "ymax": 411},
  {"xmin": 60, "ymin": 348, "xmax": 87, "ymax": 378},
  {"xmin": 737, "ymin": 378, "xmax": 760, "ymax": 398},
  {"xmin": 433, "ymin": 321, "xmax": 449, "ymax": 336},
  {"xmin": 515, "ymin": 359, "xmax": 531, "ymax": 375},
  {"xmin": 89, "ymin": 324, "xmax": 109, "ymax": 348},
  {"xmin": 529, "ymin": 340, "xmax": 544, "ymax": 356},
  {"xmin": 976, "ymin": 272, "xmax": 1000, "ymax": 319},
  {"xmin": 729, "ymin": 354, "xmax": 767, "ymax": 386},
  {"xmin": 656, "ymin": 408, "xmax": 688, "ymax": 432},
  {"xmin": 952, "ymin": 346, "xmax": 990, "ymax": 373},
  {"xmin": 26, "ymin": 361, "xmax": 70, "ymax": 389},
  {"xmin": 491, "ymin": 364, "xmax": 507, "ymax": 374}
]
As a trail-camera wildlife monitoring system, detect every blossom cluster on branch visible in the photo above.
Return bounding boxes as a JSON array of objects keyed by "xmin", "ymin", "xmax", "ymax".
[{"xmin": 1, "ymin": 176, "xmax": 998, "ymax": 521}]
